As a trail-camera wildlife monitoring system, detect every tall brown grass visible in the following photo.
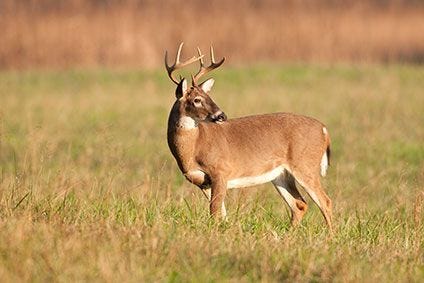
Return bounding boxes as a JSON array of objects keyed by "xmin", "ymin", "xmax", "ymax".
[{"xmin": 1, "ymin": 0, "xmax": 423, "ymax": 69}]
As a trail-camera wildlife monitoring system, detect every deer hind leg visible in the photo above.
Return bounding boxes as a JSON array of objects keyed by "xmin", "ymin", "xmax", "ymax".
[
  {"xmin": 272, "ymin": 171, "xmax": 308, "ymax": 225},
  {"xmin": 293, "ymin": 172, "xmax": 333, "ymax": 230}
]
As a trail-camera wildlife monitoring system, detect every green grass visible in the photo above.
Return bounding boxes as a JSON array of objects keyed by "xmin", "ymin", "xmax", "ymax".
[{"xmin": 0, "ymin": 65, "xmax": 423, "ymax": 282}]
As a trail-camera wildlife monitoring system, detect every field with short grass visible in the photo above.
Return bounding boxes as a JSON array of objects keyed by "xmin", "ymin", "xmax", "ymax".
[{"xmin": 0, "ymin": 65, "xmax": 423, "ymax": 282}]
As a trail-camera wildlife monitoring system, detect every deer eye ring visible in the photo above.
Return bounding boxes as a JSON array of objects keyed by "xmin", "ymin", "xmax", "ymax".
[{"xmin": 193, "ymin": 98, "xmax": 202, "ymax": 105}]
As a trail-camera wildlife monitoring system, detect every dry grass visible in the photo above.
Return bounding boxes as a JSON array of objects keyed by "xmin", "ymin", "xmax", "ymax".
[
  {"xmin": 1, "ymin": 0, "xmax": 424, "ymax": 69},
  {"xmin": 0, "ymin": 64, "xmax": 423, "ymax": 281}
]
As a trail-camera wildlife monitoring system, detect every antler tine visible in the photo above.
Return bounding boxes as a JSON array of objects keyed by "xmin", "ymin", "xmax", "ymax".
[
  {"xmin": 197, "ymin": 47, "xmax": 205, "ymax": 66},
  {"xmin": 210, "ymin": 45, "xmax": 225, "ymax": 67},
  {"xmin": 175, "ymin": 42, "xmax": 183, "ymax": 64},
  {"xmin": 165, "ymin": 42, "xmax": 204, "ymax": 85},
  {"xmin": 193, "ymin": 45, "xmax": 225, "ymax": 84},
  {"xmin": 164, "ymin": 50, "xmax": 179, "ymax": 84},
  {"xmin": 210, "ymin": 46, "xmax": 216, "ymax": 63}
]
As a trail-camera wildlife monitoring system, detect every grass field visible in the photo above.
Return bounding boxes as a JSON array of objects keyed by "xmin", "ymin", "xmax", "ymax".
[{"xmin": 0, "ymin": 65, "xmax": 423, "ymax": 282}]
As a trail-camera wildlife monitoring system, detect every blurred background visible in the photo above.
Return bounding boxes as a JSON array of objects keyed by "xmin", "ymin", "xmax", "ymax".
[{"xmin": 1, "ymin": 0, "xmax": 423, "ymax": 69}]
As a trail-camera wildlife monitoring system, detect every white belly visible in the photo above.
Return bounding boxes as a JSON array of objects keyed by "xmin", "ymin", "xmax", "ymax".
[{"xmin": 227, "ymin": 166, "xmax": 284, "ymax": 189}]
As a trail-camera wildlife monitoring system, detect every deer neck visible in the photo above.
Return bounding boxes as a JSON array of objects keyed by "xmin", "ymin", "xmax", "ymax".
[{"xmin": 167, "ymin": 102, "xmax": 200, "ymax": 172}]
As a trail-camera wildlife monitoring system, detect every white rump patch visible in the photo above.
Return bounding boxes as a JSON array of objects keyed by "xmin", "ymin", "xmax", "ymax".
[
  {"xmin": 320, "ymin": 151, "xmax": 328, "ymax": 177},
  {"xmin": 178, "ymin": 116, "xmax": 196, "ymax": 130},
  {"xmin": 227, "ymin": 166, "xmax": 285, "ymax": 189},
  {"xmin": 322, "ymin": 127, "xmax": 328, "ymax": 135}
]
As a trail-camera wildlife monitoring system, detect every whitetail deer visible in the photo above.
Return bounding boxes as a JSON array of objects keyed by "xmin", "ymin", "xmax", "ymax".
[{"xmin": 166, "ymin": 43, "xmax": 333, "ymax": 229}]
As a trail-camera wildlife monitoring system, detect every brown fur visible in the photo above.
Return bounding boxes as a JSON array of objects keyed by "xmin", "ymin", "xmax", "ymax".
[
  {"xmin": 169, "ymin": 113, "xmax": 328, "ymax": 180},
  {"xmin": 167, "ymin": 80, "xmax": 332, "ymax": 230}
]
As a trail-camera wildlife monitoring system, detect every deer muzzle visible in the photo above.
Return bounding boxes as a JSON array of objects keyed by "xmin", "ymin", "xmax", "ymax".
[{"xmin": 210, "ymin": 111, "xmax": 227, "ymax": 123}]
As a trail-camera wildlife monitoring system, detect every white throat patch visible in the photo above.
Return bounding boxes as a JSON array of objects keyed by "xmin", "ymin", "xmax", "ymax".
[{"xmin": 178, "ymin": 116, "xmax": 197, "ymax": 130}]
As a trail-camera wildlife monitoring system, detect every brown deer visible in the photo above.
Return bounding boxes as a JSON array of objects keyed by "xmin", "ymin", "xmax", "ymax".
[{"xmin": 166, "ymin": 43, "xmax": 333, "ymax": 230}]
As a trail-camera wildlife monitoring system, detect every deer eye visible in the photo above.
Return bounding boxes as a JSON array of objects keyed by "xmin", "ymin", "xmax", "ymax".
[{"xmin": 193, "ymin": 97, "xmax": 202, "ymax": 106}]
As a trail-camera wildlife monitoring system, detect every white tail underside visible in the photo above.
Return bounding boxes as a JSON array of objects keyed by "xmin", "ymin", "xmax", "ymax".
[{"xmin": 320, "ymin": 151, "xmax": 328, "ymax": 177}]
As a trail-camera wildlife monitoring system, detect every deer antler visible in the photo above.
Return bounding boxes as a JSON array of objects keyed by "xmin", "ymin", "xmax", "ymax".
[
  {"xmin": 193, "ymin": 46, "xmax": 225, "ymax": 85},
  {"xmin": 165, "ymin": 42, "xmax": 204, "ymax": 85}
]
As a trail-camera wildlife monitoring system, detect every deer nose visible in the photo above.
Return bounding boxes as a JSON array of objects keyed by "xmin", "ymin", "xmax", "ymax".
[{"xmin": 211, "ymin": 111, "xmax": 227, "ymax": 122}]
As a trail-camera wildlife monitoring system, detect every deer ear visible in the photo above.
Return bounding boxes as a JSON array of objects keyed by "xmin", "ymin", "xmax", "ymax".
[
  {"xmin": 200, "ymin": 78, "xmax": 214, "ymax": 93},
  {"xmin": 176, "ymin": 79, "xmax": 188, "ymax": 99}
]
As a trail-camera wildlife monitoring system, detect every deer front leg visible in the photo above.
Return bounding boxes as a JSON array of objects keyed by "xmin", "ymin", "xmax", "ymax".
[
  {"xmin": 210, "ymin": 177, "xmax": 227, "ymax": 219},
  {"xmin": 202, "ymin": 188, "xmax": 211, "ymax": 201}
]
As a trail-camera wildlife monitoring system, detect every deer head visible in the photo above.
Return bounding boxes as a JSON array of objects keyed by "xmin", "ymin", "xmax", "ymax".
[{"xmin": 165, "ymin": 43, "xmax": 227, "ymax": 124}]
